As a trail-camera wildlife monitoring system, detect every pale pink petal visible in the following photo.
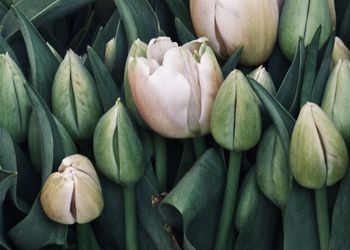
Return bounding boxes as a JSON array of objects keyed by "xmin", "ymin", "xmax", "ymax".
[{"xmin": 147, "ymin": 37, "xmax": 178, "ymax": 65}]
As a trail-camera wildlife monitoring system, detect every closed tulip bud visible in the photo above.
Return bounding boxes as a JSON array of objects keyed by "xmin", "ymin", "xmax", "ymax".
[
  {"xmin": 321, "ymin": 60, "xmax": 350, "ymax": 143},
  {"xmin": 104, "ymin": 38, "xmax": 117, "ymax": 73},
  {"xmin": 332, "ymin": 37, "xmax": 350, "ymax": 65},
  {"xmin": 256, "ymin": 126, "xmax": 290, "ymax": 209},
  {"xmin": 211, "ymin": 70, "xmax": 261, "ymax": 151},
  {"xmin": 279, "ymin": 0, "xmax": 332, "ymax": 61},
  {"xmin": 40, "ymin": 154, "xmax": 104, "ymax": 224},
  {"xmin": 128, "ymin": 37, "xmax": 223, "ymax": 138},
  {"xmin": 0, "ymin": 53, "xmax": 31, "ymax": 143},
  {"xmin": 28, "ymin": 112, "xmax": 77, "ymax": 173},
  {"xmin": 235, "ymin": 168, "xmax": 260, "ymax": 232},
  {"xmin": 52, "ymin": 50, "xmax": 103, "ymax": 142},
  {"xmin": 190, "ymin": 0, "xmax": 279, "ymax": 65},
  {"xmin": 248, "ymin": 66, "xmax": 276, "ymax": 109},
  {"xmin": 93, "ymin": 100, "xmax": 144, "ymax": 186},
  {"xmin": 290, "ymin": 102, "xmax": 348, "ymax": 189}
]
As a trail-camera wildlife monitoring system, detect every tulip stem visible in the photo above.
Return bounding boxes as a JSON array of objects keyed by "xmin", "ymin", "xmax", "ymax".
[
  {"xmin": 154, "ymin": 134, "xmax": 167, "ymax": 192},
  {"xmin": 123, "ymin": 186, "xmax": 139, "ymax": 250},
  {"xmin": 193, "ymin": 137, "xmax": 206, "ymax": 158},
  {"xmin": 76, "ymin": 223, "xmax": 100, "ymax": 250},
  {"xmin": 315, "ymin": 186, "xmax": 330, "ymax": 250},
  {"xmin": 214, "ymin": 150, "xmax": 242, "ymax": 250}
]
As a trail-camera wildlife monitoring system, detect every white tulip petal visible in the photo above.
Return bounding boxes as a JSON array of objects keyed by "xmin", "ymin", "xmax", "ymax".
[{"xmin": 147, "ymin": 37, "xmax": 178, "ymax": 65}]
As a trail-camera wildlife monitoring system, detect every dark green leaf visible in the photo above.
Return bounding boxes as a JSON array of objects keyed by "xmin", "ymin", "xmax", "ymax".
[
  {"xmin": 1, "ymin": 0, "xmax": 94, "ymax": 40},
  {"xmin": 284, "ymin": 182, "xmax": 319, "ymax": 250},
  {"xmin": 0, "ymin": 2, "xmax": 7, "ymax": 21},
  {"xmin": 329, "ymin": 167, "xmax": 350, "ymax": 249},
  {"xmin": 267, "ymin": 45, "xmax": 290, "ymax": 90},
  {"xmin": 104, "ymin": 10, "xmax": 120, "ymax": 40},
  {"xmin": 0, "ymin": 34, "xmax": 20, "ymax": 65},
  {"xmin": 174, "ymin": 139, "xmax": 196, "ymax": 184},
  {"xmin": 164, "ymin": 0, "xmax": 193, "ymax": 33},
  {"xmin": 76, "ymin": 223, "xmax": 100, "ymax": 250},
  {"xmin": 92, "ymin": 27, "xmax": 107, "ymax": 60},
  {"xmin": 13, "ymin": 6, "xmax": 60, "ymax": 106},
  {"xmin": 338, "ymin": 2, "xmax": 350, "ymax": 48},
  {"xmin": 247, "ymin": 78, "xmax": 295, "ymax": 154},
  {"xmin": 160, "ymin": 149, "xmax": 225, "ymax": 249},
  {"xmin": 300, "ymin": 27, "xmax": 321, "ymax": 107},
  {"xmin": 174, "ymin": 17, "xmax": 195, "ymax": 45},
  {"xmin": 87, "ymin": 46, "xmax": 120, "ymax": 112},
  {"xmin": 113, "ymin": 20, "xmax": 128, "ymax": 87},
  {"xmin": 222, "ymin": 47, "xmax": 243, "ymax": 78},
  {"xmin": 311, "ymin": 33, "xmax": 335, "ymax": 105}
]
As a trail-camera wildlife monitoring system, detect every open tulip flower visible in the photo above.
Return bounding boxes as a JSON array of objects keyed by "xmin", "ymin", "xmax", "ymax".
[{"xmin": 128, "ymin": 37, "xmax": 223, "ymax": 138}]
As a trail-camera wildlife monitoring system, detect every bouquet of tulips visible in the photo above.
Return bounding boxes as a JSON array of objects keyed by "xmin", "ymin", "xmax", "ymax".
[{"xmin": 0, "ymin": 0, "xmax": 350, "ymax": 249}]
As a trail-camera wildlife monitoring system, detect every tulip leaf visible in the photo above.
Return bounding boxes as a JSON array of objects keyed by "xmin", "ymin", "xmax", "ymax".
[
  {"xmin": 174, "ymin": 139, "xmax": 196, "ymax": 184},
  {"xmin": 8, "ymin": 198, "xmax": 68, "ymax": 249},
  {"xmin": 76, "ymin": 223, "xmax": 100, "ymax": 250},
  {"xmin": 112, "ymin": 19, "xmax": 128, "ymax": 87},
  {"xmin": 284, "ymin": 182, "xmax": 320, "ymax": 250},
  {"xmin": 174, "ymin": 17, "xmax": 195, "ymax": 45},
  {"xmin": 338, "ymin": 3, "xmax": 350, "ymax": 48},
  {"xmin": 114, "ymin": 0, "xmax": 160, "ymax": 47},
  {"xmin": 300, "ymin": 27, "xmax": 321, "ymax": 107},
  {"xmin": 1, "ymin": 0, "xmax": 94, "ymax": 40},
  {"xmin": 311, "ymin": 32, "xmax": 335, "ymax": 105},
  {"xmin": 267, "ymin": 45, "xmax": 290, "ymax": 90},
  {"xmin": 92, "ymin": 27, "xmax": 107, "ymax": 60},
  {"xmin": 275, "ymin": 39, "xmax": 305, "ymax": 116},
  {"xmin": 247, "ymin": 78, "xmax": 295, "ymax": 154},
  {"xmin": 0, "ymin": 168, "xmax": 17, "ymax": 250},
  {"xmin": 329, "ymin": 166, "xmax": 350, "ymax": 249},
  {"xmin": 159, "ymin": 149, "xmax": 225, "ymax": 249},
  {"xmin": 104, "ymin": 10, "xmax": 120, "ymax": 40},
  {"xmin": 87, "ymin": 46, "xmax": 121, "ymax": 112},
  {"xmin": 13, "ymin": 6, "xmax": 60, "ymax": 106},
  {"xmin": 164, "ymin": 0, "xmax": 193, "ymax": 33},
  {"xmin": 0, "ymin": 34, "xmax": 20, "ymax": 66},
  {"xmin": 222, "ymin": 47, "xmax": 243, "ymax": 78},
  {"xmin": 0, "ymin": 2, "xmax": 7, "ymax": 19},
  {"xmin": 154, "ymin": 0, "xmax": 176, "ymax": 39}
]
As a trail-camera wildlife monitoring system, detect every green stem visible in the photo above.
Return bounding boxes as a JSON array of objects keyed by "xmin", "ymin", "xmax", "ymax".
[
  {"xmin": 123, "ymin": 186, "xmax": 138, "ymax": 250},
  {"xmin": 193, "ymin": 136, "xmax": 207, "ymax": 158},
  {"xmin": 154, "ymin": 134, "xmax": 167, "ymax": 192},
  {"xmin": 76, "ymin": 223, "xmax": 100, "ymax": 250},
  {"xmin": 214, "ymin": 150, "xmax": 242, "ymax": 250},
  {"xmin": 315, "ymin": 186, "xmax": 330, "ymax": 250}
]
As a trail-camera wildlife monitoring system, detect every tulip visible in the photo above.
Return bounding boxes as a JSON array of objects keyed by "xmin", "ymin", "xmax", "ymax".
[
  {"xmin": 321, "ymin": 60, "xmax": 350, "ymax": 143},
  {"xmin": 248, "ymin": 66, "xmax": 276, "ymax": 110},
  {"xmin": 51, "ymin": 50, "xmax": 103, "ymax": 142},
  {"xmin": 0, "ymin": 53, "xmax": 31, "ymax": 143},
  {"xmin": 40, "ymin": 154, "xmax": 104, "ymax": 224},
  {"xmin": 279, "ymin": 0, "xmax": 332, "ymax": 61},
  {"xmin": 290, "ymin": 102, "xmax": 348, "ymax": 189},
  {"xmin": 211, "ymin": 69, "xmax": 262, "ymax": 151},
  {"xmin": 128, "ymin": 36, "xmax": 222, "ymax": 138},
  {"xmin": 190, "ymin": 0, "xmax": 279, "ymax": 65},
  {"xmin": 104, "ymin": 38, "xmax": 117, "ymax": 73},
  {"xmin": 256, "ymin": 126, "xmax": 290, "ymax": 210},
  {"xmin": 332, "ymin": 37, "xmax": 350, "ymax": 65}
]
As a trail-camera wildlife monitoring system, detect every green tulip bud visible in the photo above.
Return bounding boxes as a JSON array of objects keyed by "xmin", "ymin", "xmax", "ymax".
[
  {"xmin": 52, "ymin": 50, "xmax": 103, "ymax": 142},
  {"xmin": 290, "ymin": 102, "xmax": 348, "ymax": 189},
  {"xmin": 235, "ymin": 167, "xmax": 260, "ymax": 232},
  {"xmin": 279, "ymin": 0, "xmax": 332, "ymax": 61},
  {"xmin": 321, "ymin": 59, "xmax": 350, "ymax": 143},
  {"xmin": 0, "ymin": 53, "xmax": 31, "ymax": 143},
  {"xmin": 211, "ymin": 69, "xmax": 261, "ymax": 151},
  {"xmin": 93, "ymin": 99, "xmax": 144, "ymax": 187},
  {"xmin": 332, "ymin": 37, "xmax": 350, "ymax": 65},
  {"xmin": 256, "ymin": 126, "xmax": 290, "ymax": 209},
  {"xmin": 104, "ymin": 38, "xmax": 117, "ymax": 73},
  {"xmin": 40, "ymin": 154, "xmax": 104, "ymax": 224},
  {"xmin": 248, "ymin": 66, "xmax": 276, "ymax": 110},
  {"xmin": 28, "ymin": 112, "xmax": 77, "ymax": 173}
]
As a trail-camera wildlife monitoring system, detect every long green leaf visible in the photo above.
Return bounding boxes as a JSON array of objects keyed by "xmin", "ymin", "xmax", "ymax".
[
  {"xmin": 0, "ymin": 34, "xmax": 20, "ymax": 65},
  {"xmin": 13, "ymin": 6, "xmax": 60, "ymax": 106},
  {"xmin": 160, "ymin": 149, "xmax": 225, "ymax": 249},
  {"xmin": 1, "ymin": 0, "xmax": 94, "ymax": 40},
  {"xmin": 175, "ymin": 17, "xmax": 195, "ymax": 44},
  {"xmin": 92, "ymin": 27, "xmax": 107, "ymax": 60},
  {"xmin": 164, "ymin": 0, "xmax": 193, "ymax": 33},
  {"xmin": 338, "ymin": 3, "xmax": 350, "ymax": 48},
  {"xmin": 222, "ymin": 47, "xmax": 243, "ymax": 78}
]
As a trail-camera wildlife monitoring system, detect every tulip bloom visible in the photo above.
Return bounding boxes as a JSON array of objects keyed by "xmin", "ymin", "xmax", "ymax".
[
  {"xmin": 128, "ymin": 37, "xmax": 223, "ymax": 138},
  {"xmin": 189, "ymin": 0, "xmax": 279, "ymax": 65}
]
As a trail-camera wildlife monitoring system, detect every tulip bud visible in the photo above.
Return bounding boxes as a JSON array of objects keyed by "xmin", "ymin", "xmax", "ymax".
[
  {"xmin": 93, "ymin": 100, "xmax": 144, "ymax": 186},
  {"xmin": 290, "ymin": 102, "xmax": 348, "ymax": 189},
  {"xmin": 0, "ymin": 53, "xmax": 31, "ymax": 143},
  {"xmin": 248, "ymin": 66, "xmax": 276, "ymax": 109},
  {"xmin": 28, "ymin": 113, "xmax": 77, "ymax": 173},
  {"xmin": 235, "ymin": 167, "xmax": 260, "ymax": 232},
  {"xmin": 332, "ymin": 37, "xmax": 350, "ymax": 65},
  {"xmin": 279, "ymin": 0, "xmax": 332, "ymax": 61},
  {"xmin": 128, "ymin": 37, "xmax": 223, "ymax": 138},
  {"xmin": 104, "ymin": 38, "xmax": 117, "ymax": 73},
  {"xmin": 321, "ymin": 60, "xmax": 350, "ymax": 143},
  {"xmin": 40, "ymin": 154, "xmax": 104, "ymax": 224},
  {"xmin": 256, "ymin": 126, "xmax": 290, "ymax": 209},
  {"xmin": 52, "ymin": 50, "xmax": 103, "ymax": 142},
  {"xmin": 211, "ymin": 70, "xmax": 261, "ymax": 151},
  {"xmin": 190, "ymin": 0, "xmax": 279, "ymax": 65}
]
